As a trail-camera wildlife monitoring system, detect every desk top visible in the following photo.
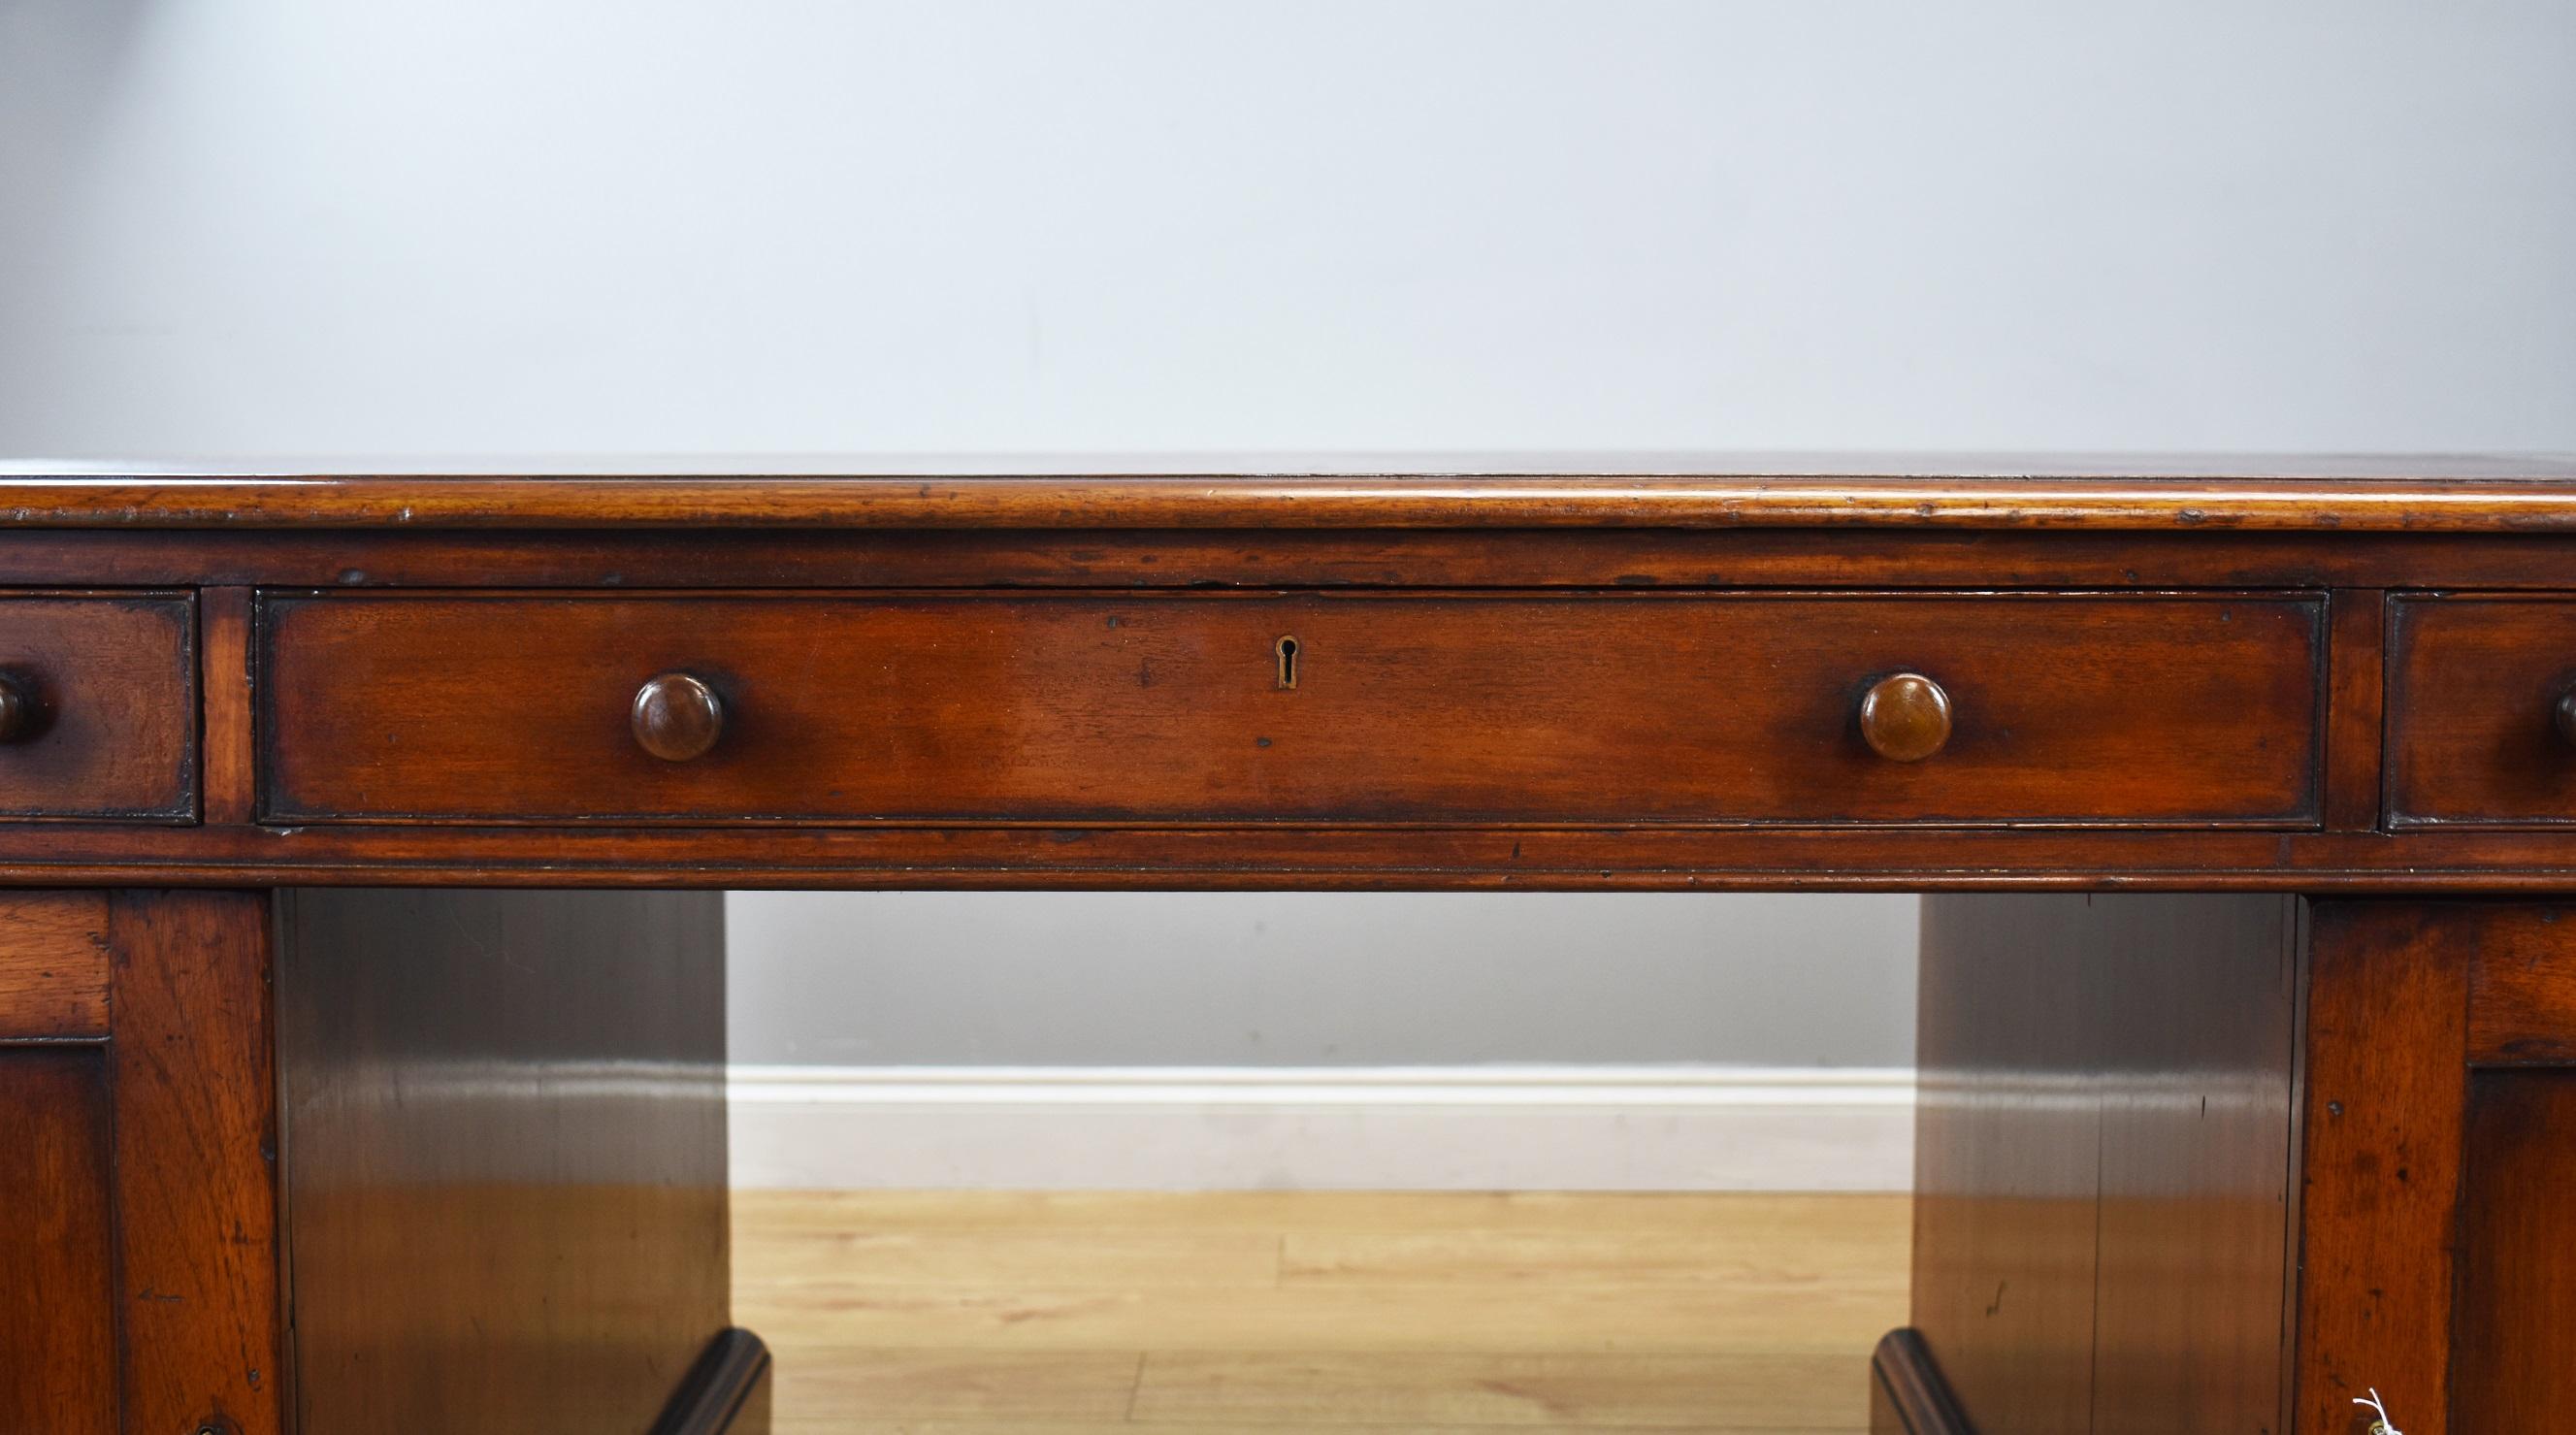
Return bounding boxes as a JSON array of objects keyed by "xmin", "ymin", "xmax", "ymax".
[
  {"xmin": 2, "ymin": 450, "xmax": 2576, "ymax": 891},
  {"xmin": 2, "ymin": 453, "xmax": 2574, "ymax": 530}
]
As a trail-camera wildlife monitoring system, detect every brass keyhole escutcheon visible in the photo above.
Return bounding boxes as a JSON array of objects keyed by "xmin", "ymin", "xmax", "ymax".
[{"xmin": 1275, "ymin": 636, "xmax": 1300, "ymax": 690}]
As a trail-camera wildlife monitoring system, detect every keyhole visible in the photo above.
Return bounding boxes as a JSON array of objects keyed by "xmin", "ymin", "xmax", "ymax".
[{"xmin": 1275, "ymin": 636, "xmax": 1299, "ymax": 690}]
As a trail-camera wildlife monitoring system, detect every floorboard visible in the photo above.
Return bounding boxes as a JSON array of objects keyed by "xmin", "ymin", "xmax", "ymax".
[{"xmin": 736, "ymin": 1191, "xmax": 1907, "ymax": 1432}]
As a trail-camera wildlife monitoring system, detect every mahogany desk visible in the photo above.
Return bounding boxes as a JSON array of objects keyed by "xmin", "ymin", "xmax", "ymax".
[{"xmin": 3, "ymin": 457, "xmax": 2575, "ymax": 1435}]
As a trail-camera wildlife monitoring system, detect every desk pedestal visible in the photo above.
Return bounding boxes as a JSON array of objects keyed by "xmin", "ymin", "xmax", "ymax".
[
  {"xmin": 0, "ymin": 888, "xmax": 763, "ymax": 1435},
  {"xmin": 9, "ymin": 885, "xmax": 2570, "ymax": 1433},
  {"xmin": 1884, "ymin": 895, "xmax": 2576, "ymax": 1435}
]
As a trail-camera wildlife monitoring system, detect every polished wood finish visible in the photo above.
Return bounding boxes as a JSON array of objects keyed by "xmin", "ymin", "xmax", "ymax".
[
  {"xmin": 2293, "ymin": 903, "xmax": 2469, "ymax": 1435},
  {"xmin": 45, "ymin": 822, "xmax": 2576, "ymax": 892},
  {"xmin": 1856, "ymin": 673, "xmax": 1952, "ymax": 763},
  {"xmin": 0, "ymin": 673, "xmax": 35, "ymax": 743},
  {"xmin": 1910, "ymin": 897, "xmax": 2576, "ymax": 1433},
  {"xmin": 4, "ymin": 463, "xmax": 2576, "ymax": 1430},
  {"xmin": 635, "ymin": 671, "xmax": 729, "ymax": 762},
  {"xmin": 2290, "ymin": 902, "xmax": 2576, "ymax": 1434},
  {"xmin": 0, "ymin": 473, "xmax": 2565, "ymax": 891},
  {"xmin": 2451, "ymin": 1069, "xmax": 2576, "ymax": 1430},
  {"xmin": 261, "ymin": 591, "xmax": 2322, "ymax": 827},
  {"xmin": 0, "ymin": 894, "xmax": 285, "ymax": 1435},
  {"xmin": 2299, "ymin": 904, "xmax": 2576, "ymax": 1432},
  {"xmin": 1909, "ymin": 894, "xmax": 2299, "ymax": 1435},
  {"xmin": 1869, "ymin": 1330, "xmax": 1969, "ymax": 1435},
  {"xmin": 0, "ymin": 594, "xmax": 196, "ymax": 820},
  {"xmin": 274, "ymin": 887, "xmax": 739, "ymax": 1434},
  {"xmin": 0, "ymin": 891, "xmax": 109, "ymax": 1036},
  {"xmin": 2466, "ymin": 912, "xmax": 2576, "ymax": 1062},
  {"xmin": 2388, "ymin": 595, "xmax": 2576, "ymax": 826},
  {"xmin": 2323, "ymin": 588, "xmax": 2388, "ymax": 832},
  {"xmin": 1910, "ymin": 897, "xmax": 2104, "ymax": 1432},
  {"xmin": 0, "ymin": 1050, "xmax": 116, "ymax": 1435},
  {"xmin": 0, "ymin": 888, "xmax": 749, "ymax": 1435},
  {"xmin": 199, "ymin": 586, "xmax": 259, "ymax": 825},
  {"xmin": 737, "ymin": 1190, "xmax": 1906, "ymax": 1433},
  {"xmin": 1908, "ymin": 899, "xmax": 2576, "ymax": 1431},
  {"xmin": 32, "ymin": 525, "xmax": 2576, "ymax": 595},
  {"xmin": 656, "ymin": 1329, "xmax": 774, "ymax": 1435},
  {"xmin": 4, "ymin": 453, "xmax": 2576, "ymax": 530},
  {"xmin": 105, "ymin": 891, "xmax": 285, "ymax": 1435}
]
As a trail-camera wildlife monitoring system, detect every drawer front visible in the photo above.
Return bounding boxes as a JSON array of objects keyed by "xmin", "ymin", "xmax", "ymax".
[
  {"xmin": 2389, "ymin": 596, "xmax": 2576, "ymax": 826},
  {"xmin": 0, "ymin": 595, "xmax": 196, "ymax": 821},
  {"xmin": 259, "ymin": 592, "xmax": 2324, "ymax": 827}
]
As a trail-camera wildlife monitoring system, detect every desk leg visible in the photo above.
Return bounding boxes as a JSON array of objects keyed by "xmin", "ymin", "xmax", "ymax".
[
  {"xmin": 275, "ymin": 888, "xmax": 766, "ymax": 1435},
  {"xmin": 1881, "ymin": 894, "xmax": 2302, "ymax": 1435}
]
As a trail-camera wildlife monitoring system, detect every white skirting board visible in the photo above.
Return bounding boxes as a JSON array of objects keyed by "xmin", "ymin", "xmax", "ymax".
[{"xmin": 728, "ymin": 1065, "xmax": 1913, "ymax": 1191}]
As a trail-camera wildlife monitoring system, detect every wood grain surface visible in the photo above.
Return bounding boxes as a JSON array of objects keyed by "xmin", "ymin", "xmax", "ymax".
[
  {"xmin": 2451, "ymin": 1068, "xmax": 2576, "ymax": 1431},
  {"xmin": 25, "ymin": 824, "xmax": 2576, "ymax": 892},
  {"xmin": 2, "ymin": 455, "xmax": 2575, "ymax": 529},
  {"xmin": 0, "ymin": 468, "xmax": 2569, "ymax": 1433},
  {"xmin": 275, "ymin": 888, "xmax": 734, "ymax": 1434},
  {"xmin": 260, "ymin": 591, "xmax": 2323, "ymax": 827},
  {"xmin": 2294, "ymin": 903, "xmax": 2474, "ymax": 1435},
  {"xmin": 2467, "ymin": 909, "xmax": 2576, "ymax": 1062},
  {"xmin": 1909, "ymin": 894, "xmax": 2299, "ymax": 1435},
  {"xmin": 105, "ymin": 891, "xmax": 284, "ymax": 1435},
  {"xmin": 2323, "ymin": 589, "xmax": 2388, "ymax": 832},
  {"xmin": 0, "ymin": 1049, "xmax": 116, "ymax": 1435},
  {"xmin": 2389, "ymin": 595, "xmax": 2576, "ymax": 826},
  {"xmin": 1870, "ymin": 1330, "xmax": 1969, "ymax": 1435},
  {"xmin": 0, "ymin": 891, "xmax": 110, "ymax": 1036},
  {"xmin": 734, "ymin": 1190, "xmax": 1908, "ymax": 1434},
  {"xmin": 199, "ymin": 586, "xmax": 259, "ymax": 824},
  {"xmin": 18, "ymin": 527, "xmax": 2576, "ymax": 595},
  {"xmin": 0, "ymin": 594, "xmax": 197, "ymax": 820}
]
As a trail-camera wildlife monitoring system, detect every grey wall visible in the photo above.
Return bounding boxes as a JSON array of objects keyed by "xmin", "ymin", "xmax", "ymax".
[
  {"xmin": 5, "ymin": 1, "xmax": 2572, "ymax": 1070},
  {"xmin": 728, "ymin": 894, "xmax": 1920, "ymax": 1066}
]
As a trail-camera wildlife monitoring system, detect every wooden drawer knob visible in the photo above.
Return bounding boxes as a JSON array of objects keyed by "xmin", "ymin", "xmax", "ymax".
[
  {"xmin": 1859, "ymin": 672, "xmax": 1952, "ymax": 763},
  {"xmin": 631, "ymin": 673, "xmax": 724, "ymax": 762},
  {"xmin": 2556, "ymin": 687, "xmax": 2576, "ymax": 749},
  {"xmin": 0, "ymin": 676, "xmax": 34, "ymax": 744}
]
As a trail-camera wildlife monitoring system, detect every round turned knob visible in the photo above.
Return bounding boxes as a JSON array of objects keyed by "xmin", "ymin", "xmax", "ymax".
[
  {"xmin": 631, "ymin": 673, "xmax": 725, "ymax": 762},
  {"xmin": 1858, "ymin": 672, "xmax": 1952, "ymax": 763},
  {"xmin": 0, "ymin": 677, "xmax": 34, "ymax": 744},
  {"xmin": 2555, "ymin": 687, "xmax": 2576, "ymax": 749}
]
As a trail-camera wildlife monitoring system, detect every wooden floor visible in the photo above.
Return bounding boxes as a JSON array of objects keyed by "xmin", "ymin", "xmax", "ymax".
[{"xmin": 734, "ymin": 1191, "xmax": 1910, "ymax": 1433}]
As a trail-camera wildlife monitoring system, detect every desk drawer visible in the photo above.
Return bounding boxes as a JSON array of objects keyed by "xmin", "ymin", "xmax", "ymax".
[
  {"xmin": 259, "ymin": 592, "xmax": 2324, "ymax": 827},
  {"xmin": 2390, "ymin": 596, "xmax": 2576, "ymax": 826},
  {"xmin": 0, "ymin": 595, "xmax": 196, "ymax": 821}
]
